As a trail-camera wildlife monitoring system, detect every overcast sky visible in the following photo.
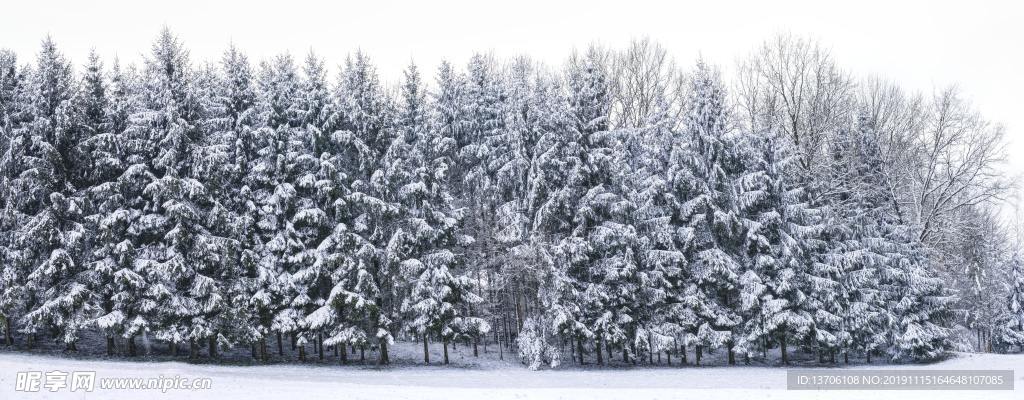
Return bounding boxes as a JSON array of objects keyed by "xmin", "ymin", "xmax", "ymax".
[{"xmin": 3, "ymin": 0, "xmax": 1023, "ymax": 206}]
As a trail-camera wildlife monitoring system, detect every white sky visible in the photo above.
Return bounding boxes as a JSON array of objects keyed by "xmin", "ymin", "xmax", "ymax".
[{"xmin": 3, "ymin": 0, "xmax": 1023, "ymax": 207}]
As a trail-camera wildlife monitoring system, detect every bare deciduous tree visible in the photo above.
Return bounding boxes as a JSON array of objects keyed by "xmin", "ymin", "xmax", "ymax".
[
  {"xmin": 908, "ymin": 87, "xmax": 1010, "ymax": 247},
  {"xmin": 737, "ymin": 33, "xmax": 854, "ymax": 169},
  {"xmin": 607, "ymin": 38, "xmax": 684, "ymax": 129}
]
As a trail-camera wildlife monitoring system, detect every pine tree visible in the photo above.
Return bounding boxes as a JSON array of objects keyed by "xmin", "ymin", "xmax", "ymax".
[
  {"xmin": 284, "ymin": 52, "xmax": 336, "ymax": 361},
  {"xmin": 517, "ymin": 68, "xmax": 580, "ymax": 369},
  {"xmin": 526, "ymin": 49, "xmax": 637, "ymax": 367},
  {"xmin": 995, "ymin": 252, "xmax": 1024, "ymax": 351},
  {"xmin": 669, "ymin": 60, "xmax": 744, "ymax": 365},
  {"xmin": 0, "ymin": 48, "xmax": 26, "ymax": 346},
  {"xmin": 77, "ymin": 50, "xmax": 118, "ymax": 354},
  {"xmin": 457, "ymin": 56, "xmax": 506, "ymax": 357},
  {"xmin": 307, "ymin": 52, "xmax": 396, "ymax": 365},
  {"xmin": 734, "ymin": 128, "xmax": 818, "ymax": 364},
  {"xmin": 129, "ymin": 28, "xmax": 232, "ymax": 357},
  {"xmin": 208, "ymin": 44, "xmax": 262, "ymax": 352},
  {"xmin": 87, "ymin": 58, "xmax": 148, "ymax": 355},
  {"xmin": 623, "ymin": 90, "xmax": 686, "ymax": 365},
  {"xmin": 244, "ymin": 53, "xmax": 304, "ymax": 360},
  {"xmin": 399, "ymin": 62, "xmax": 489, "ymax": 364},
  {"xmin": 14, "ymin": 37, "xmax": 94, "ymax": 350}
]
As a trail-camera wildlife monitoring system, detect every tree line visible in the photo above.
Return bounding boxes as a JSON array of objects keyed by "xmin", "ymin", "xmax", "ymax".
[{"xmin": 0, "ymin": 29, "xmax": 1022, "ymax": 369}]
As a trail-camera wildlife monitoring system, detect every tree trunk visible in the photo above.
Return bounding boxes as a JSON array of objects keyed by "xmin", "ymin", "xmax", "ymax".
[
  {"xmin": 443, "ymin": 339, "xmax": 450, "ymax": 365},
  {"xmin": 251, "ymin": 342, "xmax": 258, "ymax": 359},
  {"xmin": 170, "ymin": 340, "xmax": 178, "ymax": 357},
  {"xmin": 576, "ymin": 337, "xmax": 585, "ymax": 365},
  {"xmin": 3, "ymin": 318, "xmax": 11, "ymax": 346},
  {"xmin": 866, "ymin": 350, "xmax": 871, "ymax": 364},
  {"xmin": 681, "ymin": 342, "xmax": 687, "ymax": 364},
  {"xmin": 423, "ymin": 335, "xmax": 430, "ymax": 364},
  {"xmin": 260, "ymin": 338, "xmax": 268, "ymax": 362},
  {"xmin": 291, "ymin": 333, "xmax": 297, "ymax": 351},
  {"xmin": 473, "ymin": 336, "xmax": 478, "ymax": 357},
  {"xmin": 318, "ymin": 333, "xmax": 324, "ymax": 361},
  {"xmin": 727, "ymin": 343, "xmax": 735, "ymax": 365},
  {"xmin": 339, "ymin": 342, "xmax": 347, "ymax": 364},
  {"xmin": 299, "ymin": 344, "xmax": 306, "ymax": 362},
  {"xmin": 780, "ymin": 331, "xmax": 789, "ymax": 365},
  {"xmin": 622, "ymin": 343, "xmax": 629, "ymax": 364},
  {"xmin": 277, "ymin": 331, "xmax": 284, "ymax": 356},
  {"xmin": 189, "ymin": 340, "xmax": 198, "ymax": 360},
  {"xmin": 107, "ymin": 335, "xmax": 115, "ymax": 356},
  {"xmin": 695, "ymin": 345, "xmax": 702, "ymax": 366},
  {"xmin": 128, "ymin": 335, "xmax": 137, "ymax": 357},
  {"xmin": 569, "ymin": 338, "xmax": 575, "ymax": 364},
  {"xmin": 208, "ymin": 336, "xmax": 217, "ymax": 358},
  {"xmin": 596, "ymin": 337, "xmax": 604, "ymax": 366},
  {"xmin": 648, "ymin": 334, "xmax": 655, "ymax": 364},
  {"xmin": 844, "ymin": 351, "xmax": 849, "ymax": 364},
  {"xmin": 379, "ymin": 340, "xmax": 389, "ymax": 365}
]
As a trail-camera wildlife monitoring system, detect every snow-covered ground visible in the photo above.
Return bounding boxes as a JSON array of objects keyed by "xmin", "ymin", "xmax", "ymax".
[{"xmin": 0, "ymin": 343, "xmax": 1020, "ymax": 400}]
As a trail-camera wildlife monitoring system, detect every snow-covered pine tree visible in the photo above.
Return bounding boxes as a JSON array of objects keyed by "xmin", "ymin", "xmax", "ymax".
[
  {"xmin": 456, "ymin": 55, "xmax": 506, "ymax": 356},
  {"xmin": 399, "ymin": 62, "xmax": 489, "ymax": 364},
  {"xmin": 0, "ymin": 48, "xmax": 26, "ymax": 346},
  {"xmin": 812, "ymin": 115, "xmax": 891, "ymax": 363},
  {"xmin": 995, "ymin": 252, "xmax": 1024, "ymax": 352},
  {"xmin": 129, "ymin": 28, "xmax": 233, "ymax": 358},
  {"xmin": 477, "ymin": 58, "xmax": 538, "ymax": 359},
  {"xmin": 307, "ymin": 51, "xmax": 396, "ymax": 365},
  {"xmin": 526, "ymin": 48, "xmax": 640, "ymax": 367},
  {"xmin": 15, "ymin": 37, "xmax": 95, "ymax": 351},
  {"xmin": 245, "ymin": 53, "xmax": 304, "ymax": 360},
  {"xmin": 881, "ymin": 235, "xmax": 956, "ymax": 360},
  {"xmin": 85, "ymin": 58, "xmax": 150, "ymax": 356},
  {"xmin": 622, "ymin": 91, "xmax": 687, "ymax": 365},
  {"xmin": 517, "ymin": 64, "xmax": 581, "ymax": 370},
  {"xmin": 734, "ymin": 127, "xmax": 819, "ymax": 364},
  {"xmin": 208, "ymin": 44, "xmax": 263, "ymax": 352},
  {"xmin": 828, "ymin": 113, "xmax": 954, "ymax": 361},
  {"xmin": 283, "ymin": 52, "xmax": 336, "ymax": 362},
  {"xmin": 77, "ymin": 50, "xmax": 117, "ymax": 354},
  {"xmin": 0, "ymin": 49, "xmax": 18, "ymax": 125},
  {"xmin": 669, "ymin": 59, "xmax": 744, "ymax": 365}
]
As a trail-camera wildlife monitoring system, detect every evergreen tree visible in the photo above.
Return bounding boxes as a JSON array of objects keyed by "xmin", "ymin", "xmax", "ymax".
[
  {"xmin": 400, "ymin": 62, "xmax": 489, "ymax": 364},
  {"xmin": 995, "ymin": 252, "xmax": 1024, "ymax": 351},
  {"xmin": 129, "ymin": 28, "xmax": 232, "ymax": 357},
  {"xmin": 734, "ymin": 128, "xmax": 818, "ymax": 364},
  {"xmin": 87, "ymin": 59, "xmax": 148, "ymax": 355},
  {"xmin": 307, "ymin": 52, "xmax": 396, "ymax": 364},
  {"xmin": 284, "ymin": 52, "xmax": 336, "ymax": 361},
  {"xmin": 0, "ymin": 49, "xmax": 25, "ymax": 346},
  {"xmin": 15, "ymin": 37, "xmax": 93, "ymax": 350},
  {"xmin": 209, "ymin": 44, "xmax": 262, "ymax": 351},
  {"xmin": 246, "ymin": 53, "xmax": 304, "ymax": 360},
  {"xmin": 669, "ymin": 60, "xmax": 744, "ymax": 365}
]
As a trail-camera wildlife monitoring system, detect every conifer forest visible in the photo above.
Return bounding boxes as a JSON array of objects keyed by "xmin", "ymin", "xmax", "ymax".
[{"xmin": 3, "ymin": 28, "xmax": 1024, "ymax": 372}]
